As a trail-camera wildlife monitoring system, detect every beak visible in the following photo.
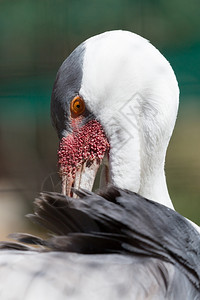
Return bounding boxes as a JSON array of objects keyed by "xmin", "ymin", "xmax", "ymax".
[
  {"xmin": 58, "ymin": 119, "xmax": 110, "ymax": 197},
  {"xmin": 61, "ymin": 159, "xmax": 101, "ymax": 197}
]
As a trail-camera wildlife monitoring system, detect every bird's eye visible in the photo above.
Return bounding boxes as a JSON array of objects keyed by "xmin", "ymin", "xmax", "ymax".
[{"xmin": 70, "ymin": 96, "xmax": 85, "ymax": 116}]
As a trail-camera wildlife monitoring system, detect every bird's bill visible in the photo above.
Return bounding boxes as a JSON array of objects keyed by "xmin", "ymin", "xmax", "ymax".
[
  {"xmin": 58, "ymin": 119, "xmax": 110, "ymax": 197},
  {"xmin": 61, "ymin": 159, "xmax": 101, "ymax": 197}
]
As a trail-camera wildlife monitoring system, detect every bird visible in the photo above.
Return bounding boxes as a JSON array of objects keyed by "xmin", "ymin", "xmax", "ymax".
[{"xmin": 0, "ymin": 30, "xmax": 199, "ymax": 300}]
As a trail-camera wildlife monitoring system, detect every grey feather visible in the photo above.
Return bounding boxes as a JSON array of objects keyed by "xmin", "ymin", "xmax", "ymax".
[
  {"xmin": 51, "ymin": 43, "xmax": 85, "ymax": 138},
  {"xmin": 0, "ymin": 187, "xmax": 199, "ymax": 299}
]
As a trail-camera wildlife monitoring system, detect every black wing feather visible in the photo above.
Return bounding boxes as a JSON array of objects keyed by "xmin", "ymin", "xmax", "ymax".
[{"xmin": 0, "ymin": 186, "xmax": 200, "ymax": 293}]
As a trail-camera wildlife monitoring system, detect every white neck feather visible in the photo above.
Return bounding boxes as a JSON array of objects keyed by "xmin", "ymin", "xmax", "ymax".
[{"xmin": 80, "ymin": 30, "xmax": 179, "ymax": 209}]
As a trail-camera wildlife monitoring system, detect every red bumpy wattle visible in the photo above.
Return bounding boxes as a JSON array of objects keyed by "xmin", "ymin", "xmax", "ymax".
[{"xmin": 58, "ymin": 120, "xmax": 110, "ymax": 179}]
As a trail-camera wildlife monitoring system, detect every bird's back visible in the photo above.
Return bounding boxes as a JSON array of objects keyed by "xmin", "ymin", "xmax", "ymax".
[
  {"xmin": 0, "ymin": 251, "xmax": 198, "ymax": 300},
  {"xmin": 0, "ymin": 187, "xmax": 199, "ymax": 300}
]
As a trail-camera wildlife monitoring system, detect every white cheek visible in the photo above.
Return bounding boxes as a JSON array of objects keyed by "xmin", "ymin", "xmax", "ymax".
[
  {"xmin": 79, "ymin": 31, "xmax": 179, "ymax": 207},
  {"xmin": 108, "ymin": 125, "xmax": 141, "ymax": 191}
]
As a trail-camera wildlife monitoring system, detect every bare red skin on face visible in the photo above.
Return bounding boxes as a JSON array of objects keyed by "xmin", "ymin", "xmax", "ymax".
[{"xmin": 58, "ymin": 120, "xmax": 110, "ymax": 179}]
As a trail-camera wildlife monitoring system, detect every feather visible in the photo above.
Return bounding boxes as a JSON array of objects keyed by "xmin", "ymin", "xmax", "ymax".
[{"xmin": 1, "ymin": 186, "xmax": 199, "ymax": 297}]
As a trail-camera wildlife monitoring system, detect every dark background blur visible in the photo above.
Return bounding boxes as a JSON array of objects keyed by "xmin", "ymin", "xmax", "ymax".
[{"xmin": 0, "ymin": 0, "xmax": 199, "ymax": 239}]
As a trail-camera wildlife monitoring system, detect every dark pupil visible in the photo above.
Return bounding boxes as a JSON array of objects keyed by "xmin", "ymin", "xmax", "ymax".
[{"xmin": 76, "ymin": 104, "xmax": 80, "ymax": 108}]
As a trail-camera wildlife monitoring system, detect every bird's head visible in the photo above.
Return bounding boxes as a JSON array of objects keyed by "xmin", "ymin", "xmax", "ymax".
[{"xmin": 51, "ymin": 30, "xmax": 179, "ymax": 205}]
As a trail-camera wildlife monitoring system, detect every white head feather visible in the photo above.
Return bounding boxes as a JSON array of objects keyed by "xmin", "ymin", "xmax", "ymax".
[{"xmin": 80, "ymin": 30, "xmax": 179, "ymax": 209}]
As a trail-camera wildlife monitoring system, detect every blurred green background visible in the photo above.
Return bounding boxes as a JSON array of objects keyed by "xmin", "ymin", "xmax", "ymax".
[{"xmin": 0, "ymin": 0, "xmax": 199, "ymax": 238}]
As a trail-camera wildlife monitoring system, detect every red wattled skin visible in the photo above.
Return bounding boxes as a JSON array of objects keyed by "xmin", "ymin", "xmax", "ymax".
[{"xmin": 58, "ymin": 120, "xmax": 110, "ymax": 179}]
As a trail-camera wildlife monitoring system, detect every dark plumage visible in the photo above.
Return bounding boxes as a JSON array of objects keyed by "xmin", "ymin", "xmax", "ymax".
[
  {"xmin": 0, "ymin": 187, "xmax": 199, "ymax": 299},
  {"xmin": 51, "ymin": 43, "xmax": 85, "ymax": 139}
]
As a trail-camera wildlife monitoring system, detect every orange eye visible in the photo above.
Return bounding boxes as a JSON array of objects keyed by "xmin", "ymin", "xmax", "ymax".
[{"xmin": 70, "ymin": 96, "xmax": 85, "ymax": 116}]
